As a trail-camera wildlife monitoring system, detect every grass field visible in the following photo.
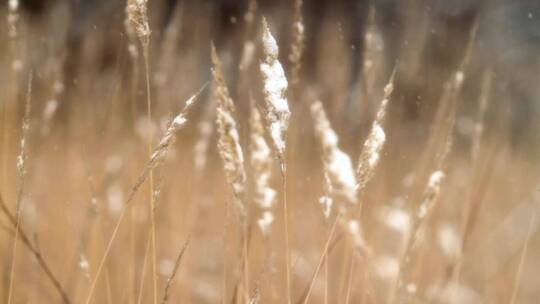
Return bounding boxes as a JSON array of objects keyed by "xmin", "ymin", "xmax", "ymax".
[{"xmin": 1, "ymin": 1, "xmax": 539, "ymax": 303}]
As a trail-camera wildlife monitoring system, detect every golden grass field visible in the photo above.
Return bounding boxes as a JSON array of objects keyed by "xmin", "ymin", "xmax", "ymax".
[{"xmin": 0, "ymin": 1, "xmax": 539, "ymax": 303}]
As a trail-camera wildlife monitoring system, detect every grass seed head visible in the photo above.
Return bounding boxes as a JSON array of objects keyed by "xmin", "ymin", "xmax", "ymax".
[
  {"xmin": 356, "ymin": 75, "xmax": 393, "ymax": 191},
  {"xmin": 212, "ymin": 44, "xmax": 247, "ymax": 219},
  {"xmin": 260, "ymin": 18, "xmax": 291, "ymax": 161},
  {"xmin": 250, "ymin": 105, "xmax": 276, "ymax": 235},
  {"xmin": 126, "ymin": 0, "xmax": 151, "ymax": 46},
  {"xmin": 310, "ymin": 100, "xmax": 357, "ymax": 207}
]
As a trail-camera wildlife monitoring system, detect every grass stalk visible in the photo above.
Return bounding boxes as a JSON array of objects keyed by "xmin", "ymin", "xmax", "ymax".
[
  {"xmin": 301, "ymin": 215, "xmax": 339, "ymax": 304},
  {"xmin": 7, "ymin": 74, "xmax": 32, "ymax": 304},
  {"xmin": 142, "ymin": 40, "xmax": 159, "ymax": 304},
  {"xmin": 0, "ymin": 193, "xmax": 71, "ymax": 304},
  {"xmin": 281, "ymin": 163, "xmax": 292, "ymax": 304}
]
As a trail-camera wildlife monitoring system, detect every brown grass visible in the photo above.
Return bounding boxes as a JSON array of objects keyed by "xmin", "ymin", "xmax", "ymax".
[{"xmin": 0, "ymin": 2, "xmax": 539, "ymax": 304}]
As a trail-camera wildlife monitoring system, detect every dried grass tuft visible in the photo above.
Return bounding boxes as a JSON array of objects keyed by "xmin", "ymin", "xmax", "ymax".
[{"xmin": 212, "ymin": 44, "xmax": 247, "ymax": 220}]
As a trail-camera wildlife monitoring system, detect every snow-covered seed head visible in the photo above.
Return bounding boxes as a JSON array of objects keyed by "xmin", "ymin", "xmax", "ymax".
[
  {"xmin": 289, "ymin": 0, "xmax": 305, "ymax": 85},
  {"xmin": 212, "ymin": 45, "xmax": 247, "ymax": 219},
  {"xmin": 417, "ymin": 170, "xmax": 445, "ymax": 220},
  {"xmin": 428, "ymin": 170, "xmax": 445, "ymax": 189},
  {"xmin": 319, "ymin": 172, "xmax": 334, "ymax": 218},
  {"xmin": 149, "ymin": 88, "xmax": 203, "ymax": 166},
  {"xmin": 319, "ymin": 195, "xmax": 333, "ymax": 219},
  {"xmin": 311, "ymin": 100, "xmax": 371, "ymax": 252},
  {"xmin": 260, "ymin": 18, "xmax": 290, "ymax": 162},
  {"xmin": 250, "ymin": 105, "xmax": 276, "ymax": 235},
  {"xmin": 126, "ymin": 0, "xmax": 150, "ymax": 46},
  {"xmin": 310, "ymin": 100, "xmax": 357, "ymax": 207},
  {"xmin": 356, "ymin": 75, "xmax": 393, "ymax": 191},
  {"xmin": 17, "ymin": 76, "xmax": 32, "ymax": 181}
]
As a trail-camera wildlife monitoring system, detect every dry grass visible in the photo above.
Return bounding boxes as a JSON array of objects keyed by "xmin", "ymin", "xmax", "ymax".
[{"xmin": 0, "ymin": 1, "xmax": 539, "ymax": 304}]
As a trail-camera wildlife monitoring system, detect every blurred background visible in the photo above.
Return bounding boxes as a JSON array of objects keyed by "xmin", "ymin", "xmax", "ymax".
[{"xmin": 0, "ymin": 0, "xmax": 539, "ymax": 303}]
